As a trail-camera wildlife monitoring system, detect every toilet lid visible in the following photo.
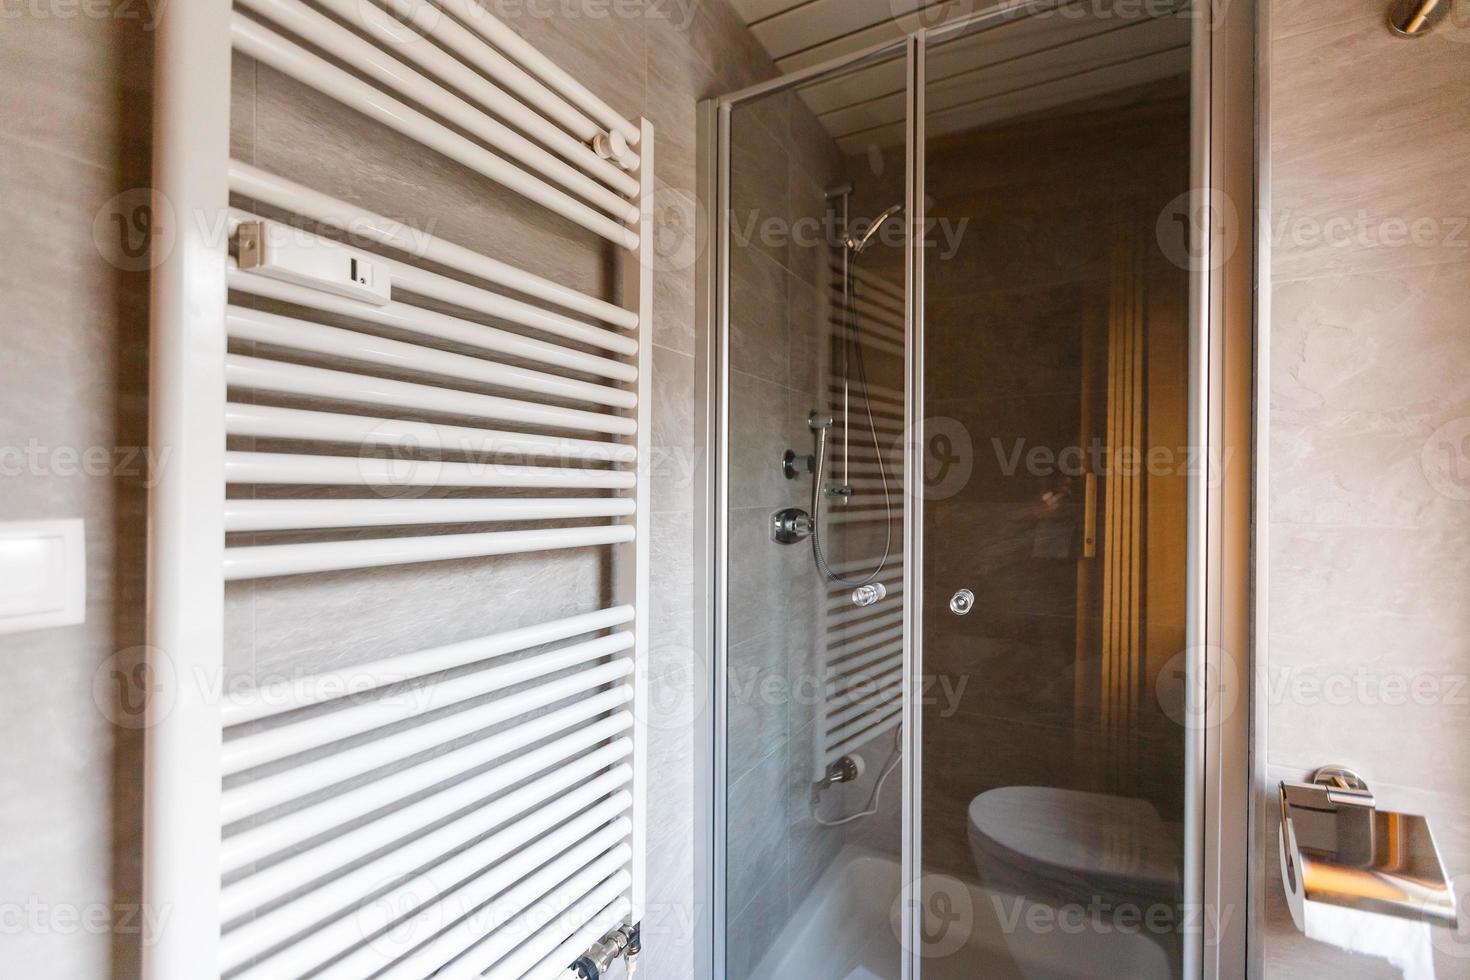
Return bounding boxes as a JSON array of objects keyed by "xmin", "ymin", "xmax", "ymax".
[{"xmin": 968, "ymin": 786, "xmax": 1180, "ymax": 899}]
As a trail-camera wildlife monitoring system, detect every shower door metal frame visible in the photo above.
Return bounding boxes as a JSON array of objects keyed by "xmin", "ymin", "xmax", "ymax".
[{"xmin": 697, "ymin": 2, "xmax": 1259, "ymax": 977}]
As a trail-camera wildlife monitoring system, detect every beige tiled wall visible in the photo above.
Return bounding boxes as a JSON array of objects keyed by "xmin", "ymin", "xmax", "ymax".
[
  {"xmin": 1264, "ymin": 1, "xmax": 1470, "ymax": 975},
  {"xmin": 0, "ymin": 10, "xmax": 153, "ymax": 978},
  {"xmin": 0, "ymin": 3, "xmax": 775, "ymax": 978}
]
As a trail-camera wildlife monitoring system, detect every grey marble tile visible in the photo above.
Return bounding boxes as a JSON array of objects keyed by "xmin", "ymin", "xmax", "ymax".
[
  {"xmin": 728, "ymin": 246, "xmax": 792, "ymax": 385},
  {"xmin": 1267, "ymin": 523, "xmax": 1470, "ymax": 800},
  {"xmin": 726, "ymin": 633, "xmax": 790, "ymax": 786},
  {"xmin": 1269, "ymin": 0, "xmax": 1384, "ymax": 42},
  {"xmin": 1271, "ymin": 265, "xmax": 1470, "ymax": 419},
  {"xmin": 651, "ymin": 182, "xmax": 703, "ymax": 356},
  {"xmin": 1270, "ymin": 18, "xmax": 1470, "ymax": 282},
  {"xmin": 729, "ymin": 370, "xmax": 803, "ymax": 511},
  {"xmin": 785, "ymin": 719, "xmax": 846, "ymax": 909},
  {"xmin": 652, "ymin": 344, "xmax": 698, "ymax": 513},
  {"xmin": 674, "ymin": 0, "xmax": 778, "ymax": 95},
  {"xmin": 725, "ymin": 742, "xmax": 789, "ymax": 922},
  {"xmin": 726, "ymin": 861, "xmax": 790, "ymax": 980},
  {"xmin": 787, "ymin": 275, "xmax": 831, "ymax": 398},
  {"xmin": 0, "ymin": 12, "xmax": 151, "ymax": 170},
  {"xmin": 727, "ymin": 504, "xmax": 813, "ymax": 650},
  {"xmin": 650, "ymin": 508, "xmax": 696, "ymax": 681}
]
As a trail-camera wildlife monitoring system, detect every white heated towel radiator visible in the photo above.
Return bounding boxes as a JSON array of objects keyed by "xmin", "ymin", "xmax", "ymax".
[{"xmin": 147, "ymin": 2, "xmax": 652, "ymax": 977}]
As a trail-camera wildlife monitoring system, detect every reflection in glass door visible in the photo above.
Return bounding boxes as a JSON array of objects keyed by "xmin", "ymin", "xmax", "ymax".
[{"xmin": 914, "ymin": 7, "xmax": 1195, "ymax": 979}]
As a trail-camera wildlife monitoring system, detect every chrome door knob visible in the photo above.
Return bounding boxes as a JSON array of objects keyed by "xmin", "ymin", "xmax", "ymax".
[{"xmin": 948, "ymin": 589, "xmax": 975, "ymax": 616}]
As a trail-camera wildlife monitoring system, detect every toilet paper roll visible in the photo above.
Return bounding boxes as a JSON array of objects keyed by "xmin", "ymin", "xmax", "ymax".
[
  {"xmin": 1301, "ymin": 902, "xmax": 1435, "ymax": 980},
  {"xmin": 1282, "ymin": 834, "xmax": 1437, "ymax": 979}
]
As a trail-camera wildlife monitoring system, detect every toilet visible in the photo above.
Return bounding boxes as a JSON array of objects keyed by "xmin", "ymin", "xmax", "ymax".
[{"xmin": 968, "ymin": 787, "xmax": 1183, "ymax": 980}]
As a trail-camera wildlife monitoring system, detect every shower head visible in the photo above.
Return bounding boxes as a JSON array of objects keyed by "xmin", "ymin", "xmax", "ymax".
[{"xmin": 845, "ymin": 203, "xmax": 905, "ymax": 254}]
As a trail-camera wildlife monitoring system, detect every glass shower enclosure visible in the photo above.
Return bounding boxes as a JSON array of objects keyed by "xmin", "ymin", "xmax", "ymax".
[{"xmin": 701, "ymin": 3, "xmax": 1254, "ymax": 978}]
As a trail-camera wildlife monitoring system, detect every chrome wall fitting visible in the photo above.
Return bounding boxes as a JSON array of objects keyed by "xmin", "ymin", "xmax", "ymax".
[
  {"xmin": 771, "ymin": 508, "xmax": 813, "ymax": 544},
  {"xmin": 782, "ymin": 449, "xmax": 815, "ymax": 479},
  {"xmin": 1279, "ymin": 766, "xmax": 1458, "ymax": 931},
  {"xmin": 1389, "ymin": 0, "xmax": 1450, "ymax": 37},
  {"xmin": 821, "ymin": 755, "xmax": 862, "ymax": 787}
]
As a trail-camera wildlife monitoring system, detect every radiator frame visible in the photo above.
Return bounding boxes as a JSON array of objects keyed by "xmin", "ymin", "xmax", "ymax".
[{"xmin": 145, "ymin": 2, "xmax": 654, "ymax": 976}]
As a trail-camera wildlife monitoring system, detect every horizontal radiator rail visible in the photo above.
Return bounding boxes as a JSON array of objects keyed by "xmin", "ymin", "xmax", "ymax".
[
  {"xmin": 450, "ymin": 864, "xmax": 632, "ymax": 980},
  {"xmin": 826, "ymin": 598, "xmax": 904, "ymax": 628},
  {"xmin": 236, "ymin": 0, "xmax": 637, "ymax": 217},
  {"xmin": 223, "ymin": 451, "xmax": 636, "ymax": 491},
  {"xmin": 530, "ymin": 898, "xmax": 634, "ymax": 980},
  {"xmin": 826, "ymin": 713, "xmax": 905, "ymax": 768},
  {"xmin": 834, "ymin": 655, "xmax": 899, "ymax": 693},
  {"xmin": 826, "ymin": 704, "xmax": 904, "ymax": 755},
  {"xmin": 471, "ymin": 884, "xmax": 631, "ymax": 980},
  {"xmin": 225, "ymin": 167, "xmax": 635, "ymax": 330},
  {"xmin": 219, "ymin": 736, "xmax": 633, "ymax": 929},
  {"xmin": 834, "ymin": 652, "xmax": 899, "ymax": 696},
  {"xmin": 222, "ymin": 523, "xmax": 636, "ymax": 580},
  {"xmin": 824, "ymin": 630, "xmax": 905, "ymax": 669},
  {"xmin": 222, "ymin": 605, "xmax": 633, "ymax": 726},
  {"xmin": 444, "ymin": 846, "xmax": 633, "ymax": 978},
  {"xmin": 230, "ymin": 14, "xmax": 639, "ymax": 249},
  {"xmin": 825, "ymin": 610, "xmax": 904, "ymax": 643},
  {"xmin": 222, "ymin": 760, "xmax": 633, "ymax": 972},
  {"xmin": 223, "ymin": 497, "xmax": 636, "ymax": 533},
  {"xmin": 225, "ymin": 265, "xmax": 635, "ymax": 382},
  {"xmin": 433, "ymin": 0, "xmax": 639, "ymax": 147},
  {"xmin": 314, "ymin": 0, "xmax": 637, "ymax": 186},
  {"xmin": 224, "ymin": 354, "xmax": 636, "ymax": 436},
  {"xmin": 222, "ymin": 630, "xmax": 633, "ymax": 776},
  {"xmin": 224, "ymin": 404, "xmax": 634, "ymax": 467},
  {"xmin": 286, "ymin": 816, "xmax": 633, "ymax": 980},
  {"xmin": 824, "ymin": 628, "xmax": 906, "ymax": 672},
  {"xmin": 826, "ymin": 679, "xmax": 904, "ymax": 731},
  {"xmin": 228, "ymin": 209, "xmax": 638, "ymax": 355},
  {"xmin": 221, "ymin": 683, "xmax": 633, "ymax": 826},
  {"xmin": 225, "ymin": 306, "xmax": 635, "ymax": 410},
  {"xmin": 314, "ymin": 799, "xmax": 633, "ymax": 980}
]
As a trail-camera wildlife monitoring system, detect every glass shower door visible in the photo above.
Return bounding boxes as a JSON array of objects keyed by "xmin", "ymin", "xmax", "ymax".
[
  {"xmin": 714, "ymin": 4, "xmax": 1214, "ymax": 977},
  {"xmin": 718, "ymin": 46, "xmax": 913, "ymax": 980},
  {"xmin": 912, "ymin": 6, "xmax": 1197, "ymax": 979}
]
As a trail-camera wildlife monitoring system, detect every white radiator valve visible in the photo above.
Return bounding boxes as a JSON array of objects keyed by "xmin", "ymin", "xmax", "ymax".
[{"xmin": 592, "ymin": 130, "xmax": 636, "ymax": 171}]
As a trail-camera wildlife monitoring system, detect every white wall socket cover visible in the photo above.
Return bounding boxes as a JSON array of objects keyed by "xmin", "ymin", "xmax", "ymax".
[{"xmin": 0, "ymin": 519, "xmax": 86, "ymax": 634}]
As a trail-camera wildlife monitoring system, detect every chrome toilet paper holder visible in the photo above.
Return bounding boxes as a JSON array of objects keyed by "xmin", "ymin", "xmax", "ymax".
[{"xmin": 1279, "ymin": 766, "xmax": 1458, "ymax": 930}]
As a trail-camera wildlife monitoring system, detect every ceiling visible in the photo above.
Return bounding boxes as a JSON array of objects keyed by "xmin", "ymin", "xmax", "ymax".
[{"xmin": 729, "ymin": 0, "xmax": 1194, "ymax": 152}]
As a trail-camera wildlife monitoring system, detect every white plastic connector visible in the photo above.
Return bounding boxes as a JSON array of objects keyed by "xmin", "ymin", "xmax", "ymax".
[
  {"xmin": 592, "ymin": 130, "xmax": 635, "ymax": 171},
  {"xmin": 237, "ymin": 220, "xmax": 391, "ymax": 306}
]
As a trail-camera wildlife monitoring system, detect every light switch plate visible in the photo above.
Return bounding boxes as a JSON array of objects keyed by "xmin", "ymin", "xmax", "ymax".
[{"xmin": 0, "ymin": 519, "xmax": 85, "ymax": 634}]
